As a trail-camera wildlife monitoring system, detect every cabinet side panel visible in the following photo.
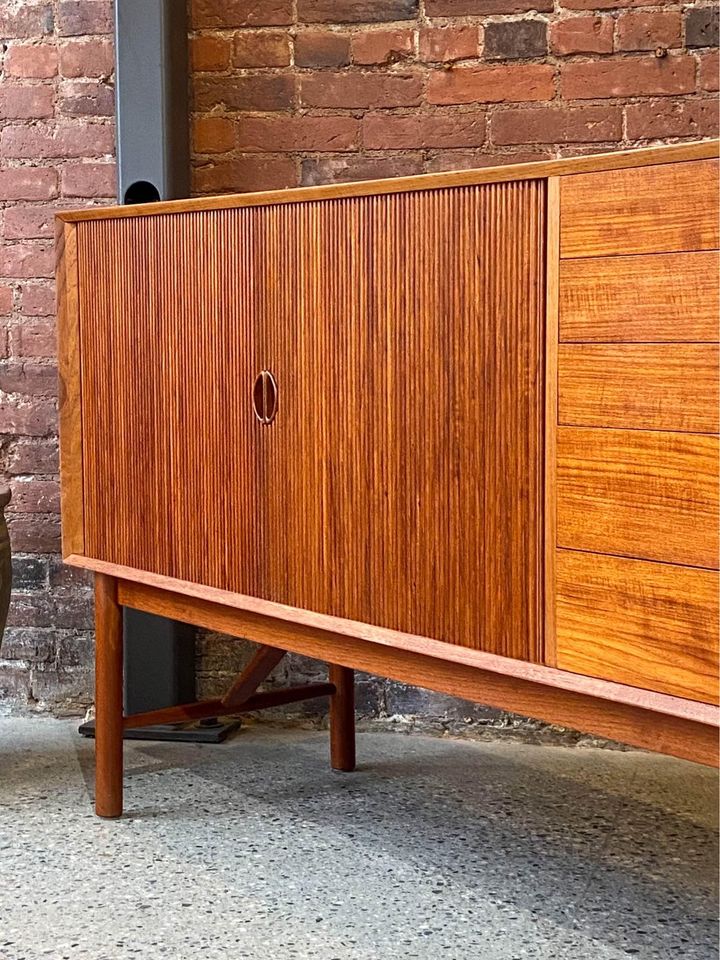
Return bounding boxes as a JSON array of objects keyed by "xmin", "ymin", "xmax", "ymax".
[{"xmin": 56, "ymin": 221, "xmax": 84, "ymax": 558}]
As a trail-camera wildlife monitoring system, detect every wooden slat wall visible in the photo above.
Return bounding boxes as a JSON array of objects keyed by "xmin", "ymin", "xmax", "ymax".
[
  {"xmin": 553, "ymin": 158, "xmax": 720, "ymax": 703},
  {"xmin": 76, "ymin": 181, "xmax": 546, "ymax": 660}
]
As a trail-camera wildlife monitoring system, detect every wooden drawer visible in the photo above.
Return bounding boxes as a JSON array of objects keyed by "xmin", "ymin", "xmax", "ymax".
[
  {"xmin": 556, "ymin": 427, "xmax": 719, "ymax": 568},
  {"xmin": 559, "ymin": 251, "xmax": 720, "ymax": 342},
  {"xmin": 558, "ymin": 343, "xmax": 719, "ymax": 433},
  {"xmin": 560, "ymin": 159, "xmax": 719, "ymax": 258},
  {"xmin": 556, "ymin": 549, "xmax": 719, "ymax": 704}
]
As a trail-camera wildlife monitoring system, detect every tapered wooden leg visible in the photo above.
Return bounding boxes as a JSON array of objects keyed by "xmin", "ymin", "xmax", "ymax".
[
  {"xmin": 94, "ymin": 573, "xmax": 124, "ymax": 818},
  {"xmin": 329, "ymin": 665, "xmax": 356, "ymax": 772}
]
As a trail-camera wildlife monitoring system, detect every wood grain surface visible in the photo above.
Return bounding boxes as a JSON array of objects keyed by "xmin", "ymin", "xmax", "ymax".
[
  {"xmin": 560, "ymin": 159, "xmax": 720, "ymax": 258},
  {"xmin": 57, "ymin": 140, "xmax": 718, "ymax": 225},
  {"xmin": 94, "ymin": 573, "xmax": 123, "ymax": 818},
  {"xmin": 544, "ymin": 178, "xmax": 561, "ymax": 667},
  {"xmin": 56, "ymin": 221, "xmax": 84, "ymax": 557},
  {"xmin": 556, "ymin": 427, "xmax": 719, "ymax": 568},
  {"xmin": 558, "ymin": 343, "xmax": 719, "ymax": 433},
  {"xmin": 556, "ymin": 549, "xmax": 719, "ymax": 704},
  {"xmin": 75, "ymin": 181, "xmax": 546, "ymax": 660},
  {"xmin": 559, "ymin": 250, "xmax": 720, "ymax": 343},
  {"xmin": 114, "ymin": 574, "xmax": 720, "ymax": 766}
]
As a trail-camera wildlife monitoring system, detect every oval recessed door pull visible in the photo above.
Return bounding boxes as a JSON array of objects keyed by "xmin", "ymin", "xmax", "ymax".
[{"xmin": 252, "ymin": 370, "xmax": 278, "ymax": 425}]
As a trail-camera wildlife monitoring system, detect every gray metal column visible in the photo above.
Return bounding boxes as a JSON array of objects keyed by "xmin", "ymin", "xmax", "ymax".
[{"xmin": 115, "ymin": 0, "xmax": 189, "ymax": 204}]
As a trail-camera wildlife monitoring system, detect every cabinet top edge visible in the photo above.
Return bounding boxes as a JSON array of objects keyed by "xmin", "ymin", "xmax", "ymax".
[{"xmin": 58, "ymin": 139, "xmax": 719, "ymax": 225}]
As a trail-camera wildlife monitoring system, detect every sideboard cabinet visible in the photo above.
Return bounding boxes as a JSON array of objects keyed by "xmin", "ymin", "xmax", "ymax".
[{"xmin": 56, "ymin": 141, "xmax": 720, "ymax": 818}]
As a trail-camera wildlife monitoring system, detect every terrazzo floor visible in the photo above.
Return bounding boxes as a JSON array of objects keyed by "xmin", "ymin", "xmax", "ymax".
[{"xmin": 0, "ymin": 717, "xmax": 717, "ymax": 960}]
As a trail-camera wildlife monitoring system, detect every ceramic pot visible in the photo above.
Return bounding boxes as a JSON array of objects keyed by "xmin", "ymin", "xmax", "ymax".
[{"xmin": 0, "ymin": 486, "xmax": 10, "ymax": 649}]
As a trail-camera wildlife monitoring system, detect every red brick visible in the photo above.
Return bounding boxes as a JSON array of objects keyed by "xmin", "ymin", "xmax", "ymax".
[
  {"xmin": 561, "ymin": 0, "xmax": 659, "ymax": 10},
  {"xmin": 5, "ymin": 517, "xmax": 61, "ymax": 553},
  {"xmin": 57, "ymin": 79, "xmax": 114, "ymax": 117},
  {"xmin": 549, "ymin": 16, "xmax": 614, "ymax": 55},
  {"xmin": 297, "ymin": 0, "xmax": 418, "ymax": 23},
  {"xmin": 426, "ymin": 0, "xmax": 552, "ymax": 14},
  {"xmin": 236, "ymin": 115, "xmax": 359, "ymax": 152},
  {"xmin": 193, "ymin": 156, "xmax": 297, "ymax": 194},
  {"xmin": 419, "ymin": 26, "xmax": 479, "ymax": 63},
  {"xmin": 5, "ymin": 43, "xmax": 58, "ymax": 78},
  {"xmin": 0, "ymin": 244, "xmax": 54, "ymax": 281},
  {"xmin": 0, "ymin": 5, "xmax": 54, "ymax": 38},
  {"xmin": 425, "ymin": 148, "xmax": 551, "ymax": 172},
  {"xmin": 492, "ymin": 104, "xmax": 621, "ymax": 144},
  {"xmin": 351, "ymin": 29, "xmax": 414, "ymax": 65},
  {"xmin": 4, "ymin": 207, "xmax": 57, "ymax": 241},
  {"xmin": 0, "ymin": 85, "xmax": 54, "ymax": 120},
  {"xmin": 6, "ymin": 479, "xmax": 59, "ymax": 513},
  {"xmin": 233, "ymin": 31, "xmax": 291, "ymax": 67},
  {"xmin": 192, "ymin": 0, "xmax": 293, "ymax": 28},
  {"xmin": 1, "ymin": 122, "xmax": 114, "ymax": 159},
  {"xmin": 616, "ymin": 11, "xmax": 681, "ymax": 51},
  {"xmin": 57, "ymin": 1, "xmax": 113, "ymax": 36},
  {"xmin": 295, "ymin": 32, "xmax": 351, "ymax": 67},
  {"xmin": 0, "ymin": 361, "xmax": 57, "ymax": 397},
  {"xmin": 60, "ymin": 161, "xmax": 116, "ymax": 198},
  {"xmin": 4, "ymin": 437, "xmax": 59, "ymax": 475},
  {"xmin": 190, "ymin": 35, "xmax": 233, "ymax": 72},
  {"xmin": 195, "ymin": 75, "xmax": 296, "ymax": 112},
  {"xmin": 626, "ymin": 98, "xmax": 719, "ymax": 138},
  {"xmin": 362, "ymin": 109, "xmax": 486, "ymax": 148},
  {"xmin": 0, "ymin": 286, "xmax": 13, "ymax": 316},
  {"xmin": 301, "ymin": 72, "xmax": 422, "ymax": 108},
  {"xmin": 58, "ymin": 38, "xmax": 114, "ymax": 77},
  {"xmin": 8, "ymin": 318, "xmax": 56, "ymax": 356},
  {"xmin": 562, "ymin": 56, "xmax": 695, "ymax": 99},
  {"xmin": 192, "ymin": 117, "xmax": 236, "ymax": 154},
  {"xmin": 301, "ymin": 154, "xmax": 424, "ymax": 186},
  {"xmin": 0, "ymin": 397, "xmax": 56, "ymax": 437},
  {"xmin": 698, "ymin": 52, "xmax": 719, "ymax": 92},
  {"xmin": 428, "ymin": 64, "xmax": 555, "ymax": 105},
  {"xmin": 21, "ymin": 284, "xmax": 55, "ymax": 317},
  {"xmin": 0, "ymin": 168, "xmax": 57, "ymax": 202}
]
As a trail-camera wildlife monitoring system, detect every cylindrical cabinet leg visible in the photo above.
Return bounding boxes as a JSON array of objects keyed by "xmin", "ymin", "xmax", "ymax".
[
  {"xmin": 329, "ymin": 664, "xmax": 356, "ymax": 772},
  {"xmin": 94, "ymin": 573, "xmax": 124, "ymax": 818}
]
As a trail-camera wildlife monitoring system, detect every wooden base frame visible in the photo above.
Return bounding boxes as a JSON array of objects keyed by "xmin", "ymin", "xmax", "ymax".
[
  {"xmin": 93, "ymin": 573, "xmax": 357, "ymax": 818},
  {"xmin": 91, "ymin": 566, "xmax": 719, "ymax": 817}
]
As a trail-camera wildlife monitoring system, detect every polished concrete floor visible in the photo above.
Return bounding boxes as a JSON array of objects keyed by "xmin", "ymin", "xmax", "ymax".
[{"xmin": 0, "ymin": 717, "xmax": 717, "ymax": 960}]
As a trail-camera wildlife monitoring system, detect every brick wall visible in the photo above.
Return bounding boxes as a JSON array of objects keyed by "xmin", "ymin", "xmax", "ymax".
[
  {"xmin": 0, "ymin": 0, "xmax": 114, "ymax": 711},
  {"xmin": 188, "ymin": 0, "xmax": 718, "ymax": 194},
  {"xmin": 0, "ymin": 0, "xmax": 717, "ymax": 716}
]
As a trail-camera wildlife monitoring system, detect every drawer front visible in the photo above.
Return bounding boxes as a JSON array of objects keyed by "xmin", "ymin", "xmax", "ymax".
[
  {"xmin": 560, "ymin": 159, "xmax": 719, "ymax": 258},
  {"xmin": 558, "ymin": 343, "xmax": 719, "ymax": 433},
  {"xmin": 556, "ymin": 427, "xmax": 719, "ymax": 568},
  {"xmin": 559, "ymin": 251, "xmax": 720, "ymax": 343},
  {"xmin": 556, "ymin": 550, "xmax": 719, "ymax": 704}
]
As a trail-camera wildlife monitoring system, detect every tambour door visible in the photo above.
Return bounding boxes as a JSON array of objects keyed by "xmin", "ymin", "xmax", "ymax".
[
  {"xmin": 257, "ymin": 183, "xmax": 546, "ymax": 660},
  {"xmin": 76, "ymin": 210, "xmax": 265, "ymax": 594},
  {"xmin": 76, "ymin": 182, "xmax": 546, "ymax": 661}
]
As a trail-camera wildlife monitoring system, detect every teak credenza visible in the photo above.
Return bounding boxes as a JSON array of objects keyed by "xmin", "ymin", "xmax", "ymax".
[{"xmin": 56, "ymin": 141, "xmax": 720, "ymax": 818}]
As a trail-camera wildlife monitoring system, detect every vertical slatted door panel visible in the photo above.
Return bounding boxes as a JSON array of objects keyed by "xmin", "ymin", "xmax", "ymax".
[
  {"xmin": 76, "ymin": 214, "xmax": 262, "ymax": 592},
  {"xmin": 261, "ymin": 182, "xmax": 545, "ymax": 660}
]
